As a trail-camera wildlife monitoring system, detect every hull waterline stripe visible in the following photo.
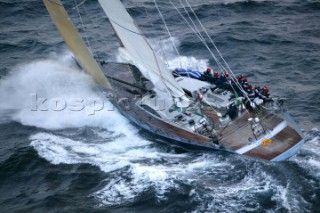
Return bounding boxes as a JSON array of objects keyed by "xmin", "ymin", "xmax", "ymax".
[
  {"xmin": 235, "ymin": 120, "xmax": 288, "ymax": 154},
  {"xmin": 271, "ymin": 138, "xmax": 305, "ymax": 161}
]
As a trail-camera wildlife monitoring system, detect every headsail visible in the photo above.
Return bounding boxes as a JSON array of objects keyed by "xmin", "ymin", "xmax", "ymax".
[
  {"xmin": 43, "ymin": 0, "xmax": 111, "ymax": 88},
  {"xmin": 98, "ymin": 0, "xmax": 189, "ymax": 106}
]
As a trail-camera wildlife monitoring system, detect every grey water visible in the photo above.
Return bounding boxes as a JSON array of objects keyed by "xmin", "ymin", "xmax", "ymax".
[{"xmin": 0, "ymin": 0, "xmax": 319, "ymax": 212}]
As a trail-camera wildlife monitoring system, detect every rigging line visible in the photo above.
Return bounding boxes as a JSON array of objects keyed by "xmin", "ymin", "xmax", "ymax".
[
  {"xmin": 109, "ymin": 19, "xmax": 144, "ymax": 35},
  {"xmin": 171, "ymin": 0, "xmax": 230, "ymax": 94},
  {"xmin": 184, "ymin": 0, "xmax": 231, "ymax": 73},
  {"xmin": 115, "ymin": 1, "xmax": 175, "ymax": 99},
  {"xmin": 73, "ymin": 0, "xmax": 93, "ymax": 55},
  {"xmin": 176, "ymin": 1, "xmax": 264, "ymax": 122},
  {"xmin": 179, "ymin": 1, "xmax": 227, "ymax": 71},
  {"xmin": 125, "ymin": 2, "xmax": 176, "ymax": 102},
  {"xmin": 184, "ymin": 0, "xmax": 257, "ymax": 108},
  {"xmin": 153, "ymin": 0, "xmax": 193, "ymax": 103},
  {"xmin": 177, "ymin": 0, "xmax": 231, "ymax": 75},
  {"xmin": 178, "ymin": 0, "xmax": 227, "ymax": 72},
  {"xmin": 143, "ymin": 4, "xmax": 169, "ymax": 67},
  {"xmin": 174, "ymin": 0, "xmax": 229, "ymax": 76},
  {"xmin": 152, "ymin": 1, "xmax": 198, "ymax": 90},
  {"xmin": 184, "ymin": 0, "xmax": 249, "ymax": 98},
  {"xmin": 176, "ymin": 0, "xmax": 261, "ymax": 116},
  {"xmin": 169, "ymin": 1, "xmax": 199, "ymax": 72},
  {"xmin": 169, "ymin": 0, "xmax": 237, "ymax": 110},
  {"xmin": 72, "ymin": 0, "xmax": 86, "ymax": 9},
  {"xmin": 153, "ymin": 0, "xmax": 182, "ymax": 68},
  {"xmin": 124, "ymin": 3, "xmax": 173, "ymax": 99},
  {"xmin": 80, "ymin": 1, "xmax": 103, "ymax": 62},
  {"xmin": 154, "ymin": 2, "xmax": 196, "ymax": 86}
]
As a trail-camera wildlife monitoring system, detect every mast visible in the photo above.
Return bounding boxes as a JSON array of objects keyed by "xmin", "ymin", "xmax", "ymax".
[
  {"xmin": 43, "ymin": 0, "xmax": 111, "ymax": 89},
  {"xmin": 98, "ymin": 0, "xmax": 190, "ymax": 107}
]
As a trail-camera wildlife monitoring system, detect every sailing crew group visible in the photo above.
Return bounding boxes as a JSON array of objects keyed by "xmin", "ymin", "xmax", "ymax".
[{"xmin": 173, "ymin": 67, "xmax": 272, "ymax": 103}]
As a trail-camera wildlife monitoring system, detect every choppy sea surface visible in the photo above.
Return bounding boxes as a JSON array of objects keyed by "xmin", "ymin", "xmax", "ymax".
[{"xmin": 0, "ymin": 0, "xmax": 319, "ymax": 212}]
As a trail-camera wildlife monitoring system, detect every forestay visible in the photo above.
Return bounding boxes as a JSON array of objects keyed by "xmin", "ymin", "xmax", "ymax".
[{"xmin": 98, "ymin": 0, "xmax": 189, "ymax": 107}]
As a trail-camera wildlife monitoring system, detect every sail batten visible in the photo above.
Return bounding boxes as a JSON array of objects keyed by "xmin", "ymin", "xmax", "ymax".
[
  {"xmin": 98, "ymin": 0, "xmax": 189, "ymax": 106},
  {"xmin": 43, "ymin": 0, "xmax": 111, "ymax": 88}
]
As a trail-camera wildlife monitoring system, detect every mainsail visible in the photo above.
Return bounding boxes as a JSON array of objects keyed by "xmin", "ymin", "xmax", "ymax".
[
  {"xmin": 98, "ymin": 0, "xmax": 189, "ymax": 106},
  {"xmin": 43, "ymin": 0, "xmax": 111, "ymax": 88}
]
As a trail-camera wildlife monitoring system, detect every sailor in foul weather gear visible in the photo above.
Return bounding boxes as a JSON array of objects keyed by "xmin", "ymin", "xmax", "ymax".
[
  {"xmin": 247, "ymin": 85, "xmax": 255, "ymax": 100},
  {"xmin": 242, "ymin": 81, "xmax": 249, "ymax": 91},
  {"xmin": 212, "ymin": 71, "xmax": 220, "ymax": 84},
  {"xmin": 216, "ymin": 72, "xmax": 230, "ymax": 89},
  {"xmin": 254, "ymin": 85, "xmax": 261, "ymax": 97},
  {"xmin": 201, "ymin": 67, "xmax": 214, "ymax": 82},
  {"xmin": 242, "ymin": 77, "xmax": 248, "ymax": 85},
  {"xmin": 243, "ymin": 97, "xmax": 254, "ymax": 111},
  {"xmin": 223, "ymin": 103, "xmax": 238, "ymax": 120},
  {"xmin": 239, "ymin": 75, "xmax": 248, "ymax": 85},
  {"xmin": 260, "ymin": 86, "xmax": 272, "ymax": 102},
  {"xmin": 238, "ymin": 74, "xmax": 244, "ymax": 82}
]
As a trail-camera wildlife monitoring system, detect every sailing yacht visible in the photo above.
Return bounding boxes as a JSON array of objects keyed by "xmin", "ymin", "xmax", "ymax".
[{"xmin": 43, "ymin": 0, "xmax": 305, "ymax": 161}]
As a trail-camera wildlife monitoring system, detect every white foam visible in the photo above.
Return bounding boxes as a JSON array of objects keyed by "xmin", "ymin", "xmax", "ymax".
[
  {"xmin": 151, "ymin": 37, "xmax": 209, "ymax": 71},
  {"xmin": 116, "ymin": 36, "xmax": 209, "ymax": 73},
  {"xmin": 30, "ymin": 131, "xmax": 182, "ymax": 205},
  {"xmin": 291, "ymin": 129, "xmax": 320, "ymax": 177},
  {"xmin": 0, "ymin": 55, "xmax": 132, "ymax": 130},
  {"xmin": 30, "ymin": 132, "xmax": 152, "ymax": 171},
  {"xmin": 30, "ymin": 127, "xmax": 312, "ymax": 210},
  {"xmin": 30, "ymin": 130, "xmax": 224, "ymax": 207}
]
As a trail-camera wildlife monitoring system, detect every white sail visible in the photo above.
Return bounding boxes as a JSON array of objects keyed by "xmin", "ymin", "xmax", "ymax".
[
  {"xmin": 43, "ymin": 0, "xmax": 111, "ymax": 88},
  {"xmin": 98, "ymin": 0, "xmax": 189, "ymax": 107}
]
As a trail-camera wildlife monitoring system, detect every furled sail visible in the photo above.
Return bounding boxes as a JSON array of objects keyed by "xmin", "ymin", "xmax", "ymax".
[
  {"xmin": 43, "ymin": 0, "xmax": 111, "ymax": 88},
  {"xmin": 98, "ymin": 0, "xmax": 189, "ymax": 107}
]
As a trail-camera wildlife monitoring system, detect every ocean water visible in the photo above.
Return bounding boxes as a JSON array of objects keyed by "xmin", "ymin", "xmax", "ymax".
[{"xmin": 0, "ymin": 0, "xmax": 320, "ymax": 212}]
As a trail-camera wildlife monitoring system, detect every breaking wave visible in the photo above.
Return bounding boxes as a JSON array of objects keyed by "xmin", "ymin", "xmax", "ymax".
[{"xmin": 0, "ymin": 53, "xmax": 130, "ymax": 130}]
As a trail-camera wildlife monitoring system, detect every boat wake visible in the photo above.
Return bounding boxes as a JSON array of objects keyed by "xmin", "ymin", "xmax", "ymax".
[{"xmin": 29, "ymin": 128, "xmax": 320, "ymax": 212}]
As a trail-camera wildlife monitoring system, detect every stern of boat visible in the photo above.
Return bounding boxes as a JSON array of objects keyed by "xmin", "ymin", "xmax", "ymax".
[{"xmin": 217, "ymin": 110, "xmax": 305, "ymax": 161}]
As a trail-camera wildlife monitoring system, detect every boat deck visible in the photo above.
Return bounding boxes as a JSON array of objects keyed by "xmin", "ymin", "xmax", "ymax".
[
  {"xmin": 100, "ymin": 62, "xmax": 304, "ymax": 161},
  {"xmin": 245, "ymin": 126, "xmax": 303, "ymax": 160},
  {"xmin": 217, "ymin": 109, "xmax": 303, "ymax": 160},
  {"xmin": 218, "ymin": 113, "xmax": 255, "ymax": 150}
]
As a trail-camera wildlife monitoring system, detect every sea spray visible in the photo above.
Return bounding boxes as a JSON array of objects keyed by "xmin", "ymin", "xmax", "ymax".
[{"xmin": 0, "ymin": 57, "xmax": 128, "ymax": 130}]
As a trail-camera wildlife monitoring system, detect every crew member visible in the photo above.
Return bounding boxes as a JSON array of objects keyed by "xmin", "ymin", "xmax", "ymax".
[
  {"xmin": 260, "ymin": 86, "xmax": 272, "ymax": 102},
  {"xmin": 212, "ymin": 71, "xmax": 220, "ymax": 84},
  {"xmin": 241, "ymin": 77, "xmax": 248, "ymax": 85},
  {"xmin": 247, "ymin": 85, "xmax": 255, "ymax": 100},
  {"xmin": 242, "ymin": 81, "xmax": 249, "ymax": 91},
  {"xmin": 224, "ymin": 103, "xmax": 238, "ymax": 119},
  {"xmin": 202, "ymin": 67, "xmax": 213, "ymax": 82},
  {"xmin": 218, "ymin": 72, "xmax": 230, "ymax": 90},
  {"xmin": 243, "ymin": 97, "xmax": 253, "ymax": 111},
  {"xmin": 238, "ymin": 74, "xmax": 244, "ymax": 82},
  {"xmin": 254, "ymin": 85, "xmax": 261, "ymax": 98}
]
